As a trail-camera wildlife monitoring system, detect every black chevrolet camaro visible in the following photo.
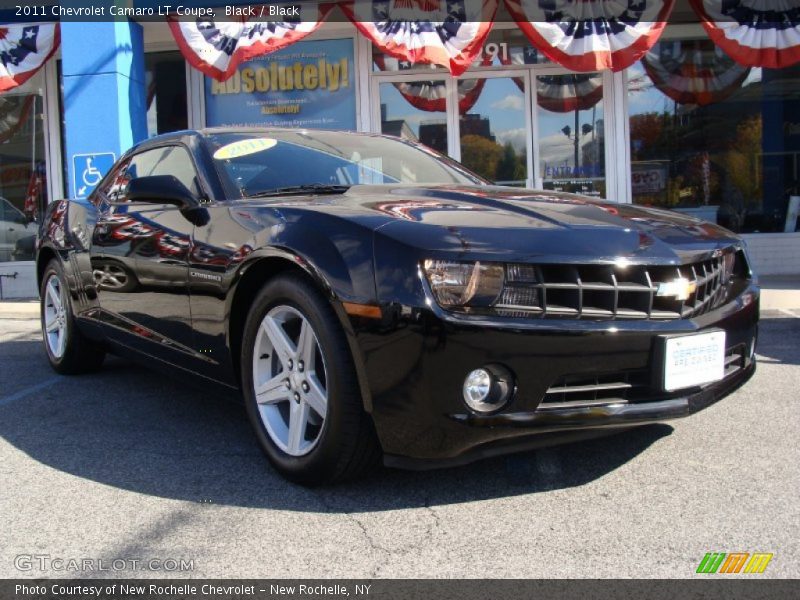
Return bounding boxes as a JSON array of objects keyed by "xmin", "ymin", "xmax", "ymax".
[{"xmin": 36, "ymin": 128, "xmax": 758, "ymax": 484}]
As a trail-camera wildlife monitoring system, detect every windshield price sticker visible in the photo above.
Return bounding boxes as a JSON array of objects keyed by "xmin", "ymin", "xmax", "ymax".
[{"xmin": 213, "ymin": 138, "xmax": 278, "ymax": 160}]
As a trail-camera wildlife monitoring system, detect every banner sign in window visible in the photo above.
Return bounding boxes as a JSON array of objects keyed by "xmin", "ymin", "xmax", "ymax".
[{"xmin": 204, "ymin": 38, "xmax": 356, "ymax": 131}]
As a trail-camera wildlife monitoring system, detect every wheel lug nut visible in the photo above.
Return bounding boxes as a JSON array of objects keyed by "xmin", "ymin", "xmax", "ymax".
[
  {"xmin": 284, "ymin": 380, "xmax": 291, "ymax": 389},
  {"xmin": 301, "ymin": 381, "xmax": 309, "ymax": 393},
  {"xmin": 298, "ymin": 360, "xmax": 304, "ymax": 372},
  {"xmin": 287, "ymin": 359, "xmax": 294, "ymax": 370},
  {"xmin": 293, "ymin": 392, "xmax": 300, "ymax": 402}
]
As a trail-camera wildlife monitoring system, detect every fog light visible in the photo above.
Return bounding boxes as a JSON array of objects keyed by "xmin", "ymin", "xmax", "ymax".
[{"xmin": 462, "ymin": 365, "xmax": 514, "ymax": 413}]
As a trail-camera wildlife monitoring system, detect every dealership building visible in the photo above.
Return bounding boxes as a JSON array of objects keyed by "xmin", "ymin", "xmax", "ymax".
[{"xmin": 0, "ymin": 0, "xmax": 799, "ymax": 298}]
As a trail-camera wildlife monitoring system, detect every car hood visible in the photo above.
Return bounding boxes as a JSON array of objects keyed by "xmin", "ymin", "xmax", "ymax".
[{"xmin": 248, "ymin": 184, "xmax": 742, "ymax": 264}]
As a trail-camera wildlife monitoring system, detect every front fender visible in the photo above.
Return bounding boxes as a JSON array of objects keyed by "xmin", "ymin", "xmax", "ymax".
[
  {"xmin": 217, "ymin": 210, "xmax": 379, "ymax": 410},
  {"xmin": 220, "ymin": 206, "xmax": 379, "ymax": 305}
]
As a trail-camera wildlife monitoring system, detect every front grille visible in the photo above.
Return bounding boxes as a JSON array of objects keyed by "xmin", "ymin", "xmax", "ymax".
[
  {"xmin": 538, "ymin": 344, "xmax": 748, "ymax": 410},
  {"xmin": 495, "ymin": 249, "xmax": 746, "ymax": 321}
]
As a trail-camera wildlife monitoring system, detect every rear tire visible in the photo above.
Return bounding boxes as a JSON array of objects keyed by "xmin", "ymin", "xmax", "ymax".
[
  {"xmin": 241, "ymin": 273, "xmax": 380, "ymax": 485},
  {"xmin": 40, "ymin": 259, "xmax": 105, "ymax": 374}
]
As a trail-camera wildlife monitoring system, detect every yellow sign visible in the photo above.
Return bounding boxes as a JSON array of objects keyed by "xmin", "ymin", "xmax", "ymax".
[
  {"xmin": 213, "ymin": 138, "xmax": 277, "ymax": 160},
  {"xmin": 210, "ymin": 59, "xmax": 350, "ymax": 95}
]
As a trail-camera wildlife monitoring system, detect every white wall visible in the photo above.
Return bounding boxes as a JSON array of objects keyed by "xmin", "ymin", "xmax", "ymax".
[
  {"xmin": 0, "ymin": 262, "xmax": 38, "ymax": 300},
  {"xmin": 743, "ymin": 233, "xmax": 800, "ymax": 277}
]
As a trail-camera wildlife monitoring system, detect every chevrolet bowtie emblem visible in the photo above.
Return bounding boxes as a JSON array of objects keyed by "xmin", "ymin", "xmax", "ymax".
[{"xmin": 656, "ymin": 277, "xmax": 697, "ymax": 301}]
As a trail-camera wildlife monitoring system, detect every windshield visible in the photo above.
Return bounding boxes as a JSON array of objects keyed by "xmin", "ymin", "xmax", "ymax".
[{"xmin": 206, "ymin": 130, "xmax": 485, "ymax": 198}]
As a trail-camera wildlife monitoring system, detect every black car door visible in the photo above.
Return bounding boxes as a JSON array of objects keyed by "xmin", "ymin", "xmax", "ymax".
[{"xmin": 90, "ymin": 145, "xmax": 201, "ymax": 365}]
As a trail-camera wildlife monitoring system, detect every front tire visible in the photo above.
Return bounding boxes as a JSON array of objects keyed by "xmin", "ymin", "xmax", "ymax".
[
  {"xmin": 241, "ymin": 273, "xmax": 380, "ymax": 485},
  {"xmin": 41, "ymin": 259, "xmax": 105, "ymax": 374}
]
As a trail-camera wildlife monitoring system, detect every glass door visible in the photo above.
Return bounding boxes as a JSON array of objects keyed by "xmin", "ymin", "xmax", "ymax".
[
  {"xmin": 377, "ymin": 78, "xmax": 449, "ymax": 155},
  {"xmin": 535, "ymin": 72, "xmax": 606, "ymax": 197},
  {"xmin": 456, "ymin": 74, "xmax": 530, "ymax": 187}
]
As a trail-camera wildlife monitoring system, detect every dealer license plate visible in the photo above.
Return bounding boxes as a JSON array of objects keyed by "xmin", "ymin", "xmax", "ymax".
[{"xmin": 663, "ymin": 330, "xmax": 726, "ymax": 391}]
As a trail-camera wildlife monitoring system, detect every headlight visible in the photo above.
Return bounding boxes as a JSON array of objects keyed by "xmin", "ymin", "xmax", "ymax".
[{"xmin": 423, "ymin": 260, "xmax": 504, "ymax": 307}]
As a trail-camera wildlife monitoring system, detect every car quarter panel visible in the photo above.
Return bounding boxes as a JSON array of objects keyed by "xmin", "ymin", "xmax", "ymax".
[{"xmin": 38, "ymin": 200, "xmax": 99, "ymax": 311}]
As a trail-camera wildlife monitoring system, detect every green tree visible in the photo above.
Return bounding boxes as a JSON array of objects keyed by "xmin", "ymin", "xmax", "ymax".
[
  {"xmin": 460, "ymin": 135, "xmax": 503, "ymax": 182},
  {"xmin": 496, "ymin": 142, "xmax": 526, "ymax": 184}
]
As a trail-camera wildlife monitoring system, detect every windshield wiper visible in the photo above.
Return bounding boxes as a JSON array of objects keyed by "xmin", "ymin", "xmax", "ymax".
[{"xmin": 246, "ymin": 184, "xmax": 351, "ymax": 198}]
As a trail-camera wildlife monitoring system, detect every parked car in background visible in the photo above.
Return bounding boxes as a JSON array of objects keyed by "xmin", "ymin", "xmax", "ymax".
[{"xmin": 0, "ymin": 196, "xmax": 36, "ymax": 261}]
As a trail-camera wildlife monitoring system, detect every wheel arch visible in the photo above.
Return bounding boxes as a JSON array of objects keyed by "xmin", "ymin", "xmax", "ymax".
[
  {"xmin": 36, "ymin": 246, "xmax": 59, "ymax": 289},
  {"xmin": 226, "ymin": 252, "xmax": 374, "ymax": 413}
]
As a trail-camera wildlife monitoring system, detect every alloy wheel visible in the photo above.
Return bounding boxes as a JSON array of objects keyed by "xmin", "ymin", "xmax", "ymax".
[
  {"xmin": 93, "ymin": 263, "xmax": 129, "ymax": 289},
  {"xmin": 252, "ymin": 305, "xmax": 328, "ymax": 456},
  {"xmin": 43, "ymin": 273, "xmax": 67, "ymax": 359}
]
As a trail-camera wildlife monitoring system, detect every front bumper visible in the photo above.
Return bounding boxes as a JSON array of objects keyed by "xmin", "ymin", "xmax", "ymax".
[{"xmin": 352, "ymin": 284, "xmax": 759, "ymax": 467}]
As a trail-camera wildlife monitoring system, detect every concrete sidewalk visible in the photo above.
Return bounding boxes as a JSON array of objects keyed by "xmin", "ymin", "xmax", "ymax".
[
  {"xmin": 2, "ymin": 276, "xmax": 799, "ymax": 319},
  {"xmin": 0, "ymin": 299, "xmax": 37, "ymax": 319}
]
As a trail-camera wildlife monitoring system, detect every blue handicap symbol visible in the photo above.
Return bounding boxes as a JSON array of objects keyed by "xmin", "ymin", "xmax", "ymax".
[{"xmin": 73, "ymin": 152, "xmax": 116, "ymax": 199}]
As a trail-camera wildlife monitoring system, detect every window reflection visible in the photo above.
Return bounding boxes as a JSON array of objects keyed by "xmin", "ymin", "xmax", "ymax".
[
  {"xmin": 458, "ymin": 77, "xmax": 527, "ymax": 186},
  {"xmin": 629, "ymin": 35, "xmax": 800, "ymax": 233},
  {"xmin": 379, "ymin": 82, "xmax": 448, "ymax": 154},
  {"xmin": 537, "ymin": 73, "xmax": 605, "ymax": 197},
  {"xmin": 0, "ymin": 72, "xmax": 47, "ymax": 262}
]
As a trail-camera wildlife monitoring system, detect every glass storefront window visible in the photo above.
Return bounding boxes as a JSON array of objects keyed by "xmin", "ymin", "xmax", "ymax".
[
  {"xmin": 628, "ymin": 34, "xmax": 800, "ymax": 232},
  {"xmin": 537, "ymin": 73, "xmax": 605, "ymax": 197},
  {"xmin": 458, "ymin": 77, "xmax": 527, "ymax": 185},
  {"xmin": 0, "ymin": 71, "xmax": 48, "ymax": 262},
  {"xmin": 379, "ymin": 81, "xmax": 448, "ymax": 154}
]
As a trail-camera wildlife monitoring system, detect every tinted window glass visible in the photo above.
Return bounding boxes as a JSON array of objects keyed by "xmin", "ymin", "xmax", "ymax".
[
  {"xmin": 99, "ymin": 146, "xmax": 198, "ymax": 203},
  {"xmin": 128, "ymin": 146, "xmax": 197, "ymax": 193}
]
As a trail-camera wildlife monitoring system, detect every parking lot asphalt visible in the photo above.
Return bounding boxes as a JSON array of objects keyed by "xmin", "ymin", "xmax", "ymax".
[{"xmin": 0, "ymin": 312, "xmax": 798, "ymax": 579}]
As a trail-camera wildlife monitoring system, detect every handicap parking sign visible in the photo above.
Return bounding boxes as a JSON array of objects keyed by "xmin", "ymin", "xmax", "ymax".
[{"xmin": 72, "ymin": 152, "xmax": 116, "ymax": 199}]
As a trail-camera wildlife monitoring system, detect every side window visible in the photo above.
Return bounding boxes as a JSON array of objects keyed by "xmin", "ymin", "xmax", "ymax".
[
  {"xmin": 128, "ymin": 146, "xmax": 199, "ymax": 195},
  {"xmin": 99, "ymin": 145, "xmax": 199, "ymax": 203}
]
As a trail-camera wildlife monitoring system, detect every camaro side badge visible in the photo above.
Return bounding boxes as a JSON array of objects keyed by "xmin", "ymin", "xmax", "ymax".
[
  {"xmin": 191, "ymin": 271, "xmax": 222, "ymax": 282},
  {"xmin": 657, "ymin": 277, "xmax": 697, "ymax": 301}
]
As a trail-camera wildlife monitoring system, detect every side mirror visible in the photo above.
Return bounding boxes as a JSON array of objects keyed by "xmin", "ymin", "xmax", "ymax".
[{"xmin": 126, "ymin": 175, "xmax": 200, "ymax": 211}]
